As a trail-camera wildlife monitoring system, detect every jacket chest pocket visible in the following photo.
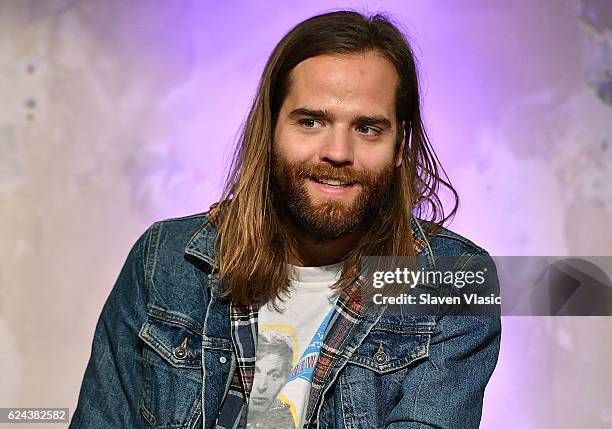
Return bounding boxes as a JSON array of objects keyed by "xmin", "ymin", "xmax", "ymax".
[
  {"xmin": 347, "ymin": 321, "xmax": 433, "ymax": 374},
  {"xmin": 336, "ymin": 321, "xmax": 435, "ymax": 428},
  {"xmin": 138, "ymin": 306, "xmax": 203, "ymax": 429}
]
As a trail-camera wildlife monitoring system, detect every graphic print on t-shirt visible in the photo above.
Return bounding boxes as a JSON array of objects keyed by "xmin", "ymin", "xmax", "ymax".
[
  {"xmin": 246, "ymin": 261, "xmax": 341, "ymax": 429},
  {"xmin": 246, "ymin": 310, "xmax": 334, "ymax": 429},
  {"xmin": 247, "ymin": 324, "xmax": 299, "ymax": 428},
  {"xmin": 287, "ymin": 309, "xmax": 333, "ymax": 384}
]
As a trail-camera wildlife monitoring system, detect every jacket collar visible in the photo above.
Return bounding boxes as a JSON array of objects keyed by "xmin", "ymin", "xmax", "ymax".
[
  {"xmin": 184, "ymin": 214, "xmax": 219, "ymax": 268},
  {"xmin": 184, "ymin": 211, "xmax": 435, "ymax": 272}
]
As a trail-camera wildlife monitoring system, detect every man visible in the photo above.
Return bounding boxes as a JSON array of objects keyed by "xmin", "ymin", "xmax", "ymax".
[{"xmin": 70, "ymin": 10, "xmax": 501, "ymax": 429}]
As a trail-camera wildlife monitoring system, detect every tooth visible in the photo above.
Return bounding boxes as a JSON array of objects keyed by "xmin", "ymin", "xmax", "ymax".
[{"xmin": 323, "ymin": 180, "xmax": 342, "ymax": 186}]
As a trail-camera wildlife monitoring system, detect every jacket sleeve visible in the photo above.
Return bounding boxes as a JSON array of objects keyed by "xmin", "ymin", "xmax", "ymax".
[
  {"xmin": 385, "ymin": 251, "xmax": 502, "ymax": 429},
  {"xmin": 69, "ymin": 225, "xmax": 154, "ymax": 428}
]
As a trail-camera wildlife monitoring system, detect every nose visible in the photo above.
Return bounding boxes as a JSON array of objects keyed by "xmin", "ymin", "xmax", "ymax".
[{"xmin": 319, "ymin": 127, "xmax": 353, "ymax": 167}]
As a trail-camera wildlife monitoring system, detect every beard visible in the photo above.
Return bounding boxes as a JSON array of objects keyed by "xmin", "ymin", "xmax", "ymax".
[{"xmin": 271, "ymin": 150, "xmax": 396, "ymax": 242}]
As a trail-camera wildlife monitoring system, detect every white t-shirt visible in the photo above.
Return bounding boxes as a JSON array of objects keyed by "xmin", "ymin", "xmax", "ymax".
[{"xmin": 245, "ymin": 261, "xmax": 342, "ymax": 429}]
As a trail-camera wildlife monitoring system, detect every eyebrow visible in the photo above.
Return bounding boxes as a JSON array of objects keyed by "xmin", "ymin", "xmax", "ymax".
[{"xmin": 288, "ymin": 107, "xmax": 393, "ymax": 131}]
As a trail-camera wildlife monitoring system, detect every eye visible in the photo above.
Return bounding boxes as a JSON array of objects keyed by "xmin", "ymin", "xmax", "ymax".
[
  {"xmin": 357, "ymin": 125, "xmax": 380, "ymax": 136},
  {"xmin": 299, "ymin": 119, "xmax": 323, "ymax": 128}
]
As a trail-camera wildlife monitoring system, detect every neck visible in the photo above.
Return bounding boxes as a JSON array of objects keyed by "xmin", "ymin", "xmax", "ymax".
[{"xmin": 282, "ymin": 216, "xmax": 368, "ymax": 267}]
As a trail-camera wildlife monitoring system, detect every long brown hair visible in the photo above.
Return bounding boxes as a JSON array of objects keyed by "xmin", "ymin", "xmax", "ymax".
[{"xmin": 212, "ymin": 10, "xmax": 459, "ymax": 306}]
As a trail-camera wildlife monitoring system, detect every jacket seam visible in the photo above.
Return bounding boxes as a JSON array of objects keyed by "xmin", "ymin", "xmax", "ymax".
[
  {"xmin": 145, "ymin": 222, "xmax": 161, "ymax": 296},
  {"xmin": 434, "ymin": 250, "xmax": 487, "ymax": 323},
  {"xmin": 407, "ymin": 362, "xmax": 431, "ymax": 427},
  {"xmin": 413, "ymin": 218, "xmax": 437, "ymax": 271},
  {"xmin": 434, "ymin": 233, "xmax": 487, "ymax": 255},
  {"xmin": 454, "ymin": 250, "xmax": 488, "ymax": 273}
]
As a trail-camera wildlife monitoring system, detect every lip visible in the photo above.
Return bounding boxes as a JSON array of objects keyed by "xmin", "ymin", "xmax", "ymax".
[
  {"xmin": 250, "ymin": 397, "xmax": 267, "ymax": 405},
  {"xmin": 307, "ymin": 178, "xmax": 358, "ymax": 197}
]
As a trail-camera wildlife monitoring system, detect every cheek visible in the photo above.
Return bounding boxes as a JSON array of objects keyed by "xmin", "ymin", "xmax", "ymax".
[
  {"xmin": 355, "ymin": 148, "xmax": 398, "ymax": 172},
  {"xmin": 274, "ymin": 130, "xmax": 319, "ymax": 161}
]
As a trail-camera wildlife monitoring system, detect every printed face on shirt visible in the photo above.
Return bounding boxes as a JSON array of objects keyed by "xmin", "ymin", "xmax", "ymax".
[
  {"xmin": 272, "ymin": 51, "xmax": 404, "ymax": 240},
  {"xmin": 250, "ymin": 352, "xmax": 293, "ymax": 411}
]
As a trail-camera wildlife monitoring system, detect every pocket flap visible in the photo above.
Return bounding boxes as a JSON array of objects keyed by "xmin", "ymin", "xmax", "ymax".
[
  {"xmin": 138, "ymin": 306, "xmax": 204, "ymax": 369},
  {"xmin": 347, "ymin": 323, "xmax": 433, "ymax": 374}
]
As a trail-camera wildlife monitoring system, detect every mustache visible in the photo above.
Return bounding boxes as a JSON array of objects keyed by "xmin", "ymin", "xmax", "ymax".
[{"xmin": 292, "ymin": 162, "xmax": 379, "ymax": 185}]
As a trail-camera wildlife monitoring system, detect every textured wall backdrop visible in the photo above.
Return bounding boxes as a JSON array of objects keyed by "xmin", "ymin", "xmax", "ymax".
[{"xmin": 0, "ymin": 0, "xmax": 611, "ymax": 427}]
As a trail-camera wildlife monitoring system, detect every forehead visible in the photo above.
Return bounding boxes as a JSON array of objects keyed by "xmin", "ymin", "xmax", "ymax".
[{"xmin": 284, "ymin": 52, "xmax": 399, "ymax": 116}]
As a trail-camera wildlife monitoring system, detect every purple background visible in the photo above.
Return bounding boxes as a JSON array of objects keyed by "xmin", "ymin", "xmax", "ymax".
[{"xmin": 1, "ymin": 0, "xmax": 611, "ymax": 427}]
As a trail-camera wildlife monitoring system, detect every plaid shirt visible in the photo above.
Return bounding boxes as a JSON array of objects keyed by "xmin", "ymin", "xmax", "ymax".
[{"xmin": 212, "ymin": 213, "xmax": 428, "ymax": 428}]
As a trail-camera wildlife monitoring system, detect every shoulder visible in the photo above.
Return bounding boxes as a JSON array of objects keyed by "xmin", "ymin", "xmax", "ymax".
[
  {"xmin": 416, "ymin": 219, "xmax": 490, "ymax": 258},
  {"xmin": 134, "ymin": 211, "xmax": 217, "ymax": 323},
  {"xmin": 415, "ymin": 219, "xmax": 495, "ymax": 274},
  {"xmin": 414, "ymin": 219, "xmax": 500, "ymax": 300},
  {"xmin": 152, "ymin": 211, "xmax": 210, "ymax": 236},
  {"xmin": 145, "ymin": 211, "xmax": 213, "ymax": 279},
  {"xmin": 145, "ymin": 210, "xmax": 219, "ymax": 265}
]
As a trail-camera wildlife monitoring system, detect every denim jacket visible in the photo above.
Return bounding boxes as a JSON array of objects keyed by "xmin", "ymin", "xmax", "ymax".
[{"xmin": 70, "ymin": 211, "xmax": 501, "ymax": 429}]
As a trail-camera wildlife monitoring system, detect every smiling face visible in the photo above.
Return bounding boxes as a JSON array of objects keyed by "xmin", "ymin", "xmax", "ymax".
[{"xmin": 272, "ymin": 51, "xmax": 404, "ymax": 240}]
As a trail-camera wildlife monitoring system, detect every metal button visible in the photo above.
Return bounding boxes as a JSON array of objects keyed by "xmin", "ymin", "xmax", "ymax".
[
  {"xmin": 219, "ymin": 356, "xmax": 227, "ymax": 364},
  {"xmin": 373, "ymin": 341, "xmax": 388, "ymax": 365},
  {"xmin": 173, "ymin": 337, "xmax": 189, "ymax": 360},
  {"xmin": 173, "ymin": 347, "xmax": 187, "ymax": 360},
  {"xmin": 374, "ymin": 351, "xmax": 388, "ymax": 364}
]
